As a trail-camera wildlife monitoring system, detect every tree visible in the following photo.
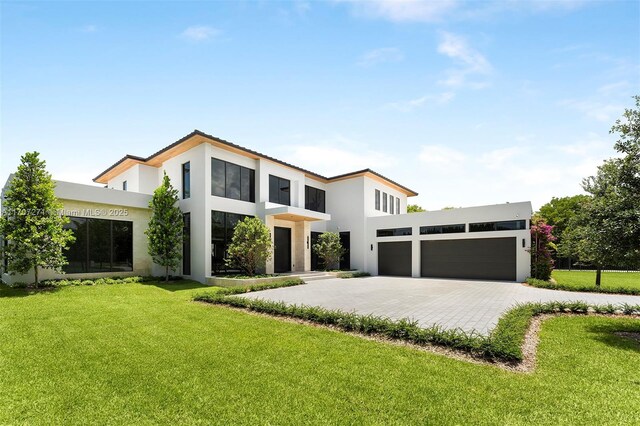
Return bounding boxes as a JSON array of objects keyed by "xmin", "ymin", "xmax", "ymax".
[
  {"xmin": 529, "ymin": 218, "xmax": 556, "ymax": 280},
  {"xmin": 562, "ymin": 96, "xmax": 640, "ymax": 286},
  {"xmin": 407, "ymin": 204, "xmax": 425, "ymax": 213},
  {"xmin": 145, "ymin": 173, "xmax": 183, "ymax": 282},
  {"xmin": 312, "ymin": 232, "xmax": 345, "ymax": 271},
  {"xmin": 225, "ymin": 217, "xmax": 272, "ymax": 276},
  {"xmin": 0, "ymin": 152, "xmax": 75, "ymax": 287},
  {"xmin": 537, "ymin": 195, "xmax": 591, "ymax": 241}
]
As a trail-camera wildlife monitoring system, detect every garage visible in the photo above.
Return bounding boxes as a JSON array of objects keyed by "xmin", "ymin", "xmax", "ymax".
[
  {"xmin": 420, "ymin": 237, "xmax": 516, "ymax": 281},
  {"xmin": 378, "ymin": 241, "xmax": 412, "ymax": 276}
]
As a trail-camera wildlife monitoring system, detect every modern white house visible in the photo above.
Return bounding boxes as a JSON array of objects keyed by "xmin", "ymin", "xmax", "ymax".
[{"xmin": 2, "ymin": 130, "xmax": 532, "ymax": 285}]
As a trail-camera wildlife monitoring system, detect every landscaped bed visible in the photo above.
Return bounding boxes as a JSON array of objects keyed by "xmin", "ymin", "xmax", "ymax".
[
  {"xmin": 527, "ymin": 270, "xmax": 640, "ymax": 295},
  {"xmin": 1, "ymin": 281, "xmax": 639, "ymax": 424}
]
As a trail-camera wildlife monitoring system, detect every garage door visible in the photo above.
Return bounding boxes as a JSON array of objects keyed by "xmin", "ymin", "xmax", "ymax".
[
  {"xmin": 421, "ymin": 237, "xmax": 516, "ymax": 281},
  {"xmin": 378, "ymin": 241, "xmax": 412, "ymax": 276}
]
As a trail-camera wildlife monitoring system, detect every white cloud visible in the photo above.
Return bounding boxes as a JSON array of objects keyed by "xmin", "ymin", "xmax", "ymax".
[
  {"xmin": 560, "ymin": 99, "xmax": 623, "ymax": 122},
  {"xmin": 357, "ymin": 47, "xmax": 403, "ymax": 67},
  {"xmin": 79, "ymin": 24, "xmax": 98, "ymax": 33},
  {"xmin": 385, "ymin": 92, "xmax": 454, "ymax": 112},
  {"xmin": 437, "ymin": 31, "xmax": 492, "ymax": 89},
  {"xmin": 180, "ymin": 25, "xmax": 221, "ymax": 42},
  {"xmin": 275, "ymin": 135, "xmax": 397, "ymax": 177},
  {"xmin": 419, "ymin": 145, "xmax": 467, "ymax": 167},
  {"xmin": 342, "ymin": 0, "xmax": 458, "ymax": 23}
]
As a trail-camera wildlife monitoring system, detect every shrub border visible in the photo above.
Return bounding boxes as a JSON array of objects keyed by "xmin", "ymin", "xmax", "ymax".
[
  {"xmin": 195, "ymin": 281, "xmax": 640, "ymax": 363},
  {"xmin": 527, "ymin": 277, "xmax": 640, "ymax": 296}
]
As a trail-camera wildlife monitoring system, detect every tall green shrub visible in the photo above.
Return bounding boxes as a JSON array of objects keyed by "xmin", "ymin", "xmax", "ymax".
[
  {"xmin": 312, "ymin": 232, "xmax": 345, "ymax": 271},
  {"xmin": 529, "ymin": 219, "xmax": 556, "ymax": 281},
  {"xmin": 0, "ymin": 152, "xmax": 75, "ymax": 287},
  {"xmin": 145, "ymin": 173, "xmax": 183, "ymax": 282},
  {"xmin": 225, "ymin": 217, "xmax": 272, "ymax": 276}
]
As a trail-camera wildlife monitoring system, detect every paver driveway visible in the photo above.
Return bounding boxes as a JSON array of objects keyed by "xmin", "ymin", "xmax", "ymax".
[{"xmin": 239, "ymin": 276, "xmax": 640, "ymax": 334}]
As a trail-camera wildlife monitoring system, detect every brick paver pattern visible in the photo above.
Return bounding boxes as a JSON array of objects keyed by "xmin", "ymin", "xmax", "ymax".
[{"xmin": 238, "ymin": 276, "xmax": 640, "ymax": 334}]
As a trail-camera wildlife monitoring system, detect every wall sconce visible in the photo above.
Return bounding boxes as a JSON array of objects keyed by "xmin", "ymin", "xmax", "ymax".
[
  {"xmin": 370, "ymin": 244, "xmax": 373, "ymax": 251},
  {"xmin": 306, "ymin": 236, "xmax": 309, "ymax": 249}
]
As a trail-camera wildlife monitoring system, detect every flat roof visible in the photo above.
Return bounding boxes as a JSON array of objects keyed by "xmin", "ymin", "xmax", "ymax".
[{"xmin": 93, "ymin": 130, "xmax": 418, "ymax": 197}]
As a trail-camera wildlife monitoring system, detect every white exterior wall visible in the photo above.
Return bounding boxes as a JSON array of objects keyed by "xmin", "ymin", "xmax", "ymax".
[
  {"xmin": 366, "ymin": 202, "xmax": 533, "ymax": 282},
  {"xmin": 108, "ymin": 164, "xmax": 140, "ymax": 192}
]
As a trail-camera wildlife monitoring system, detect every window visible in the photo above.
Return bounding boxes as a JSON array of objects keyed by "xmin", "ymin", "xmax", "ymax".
[
  {"xmin": 269, "ymin": 175, "xmax": 290, "ymax": 206},
  {"xmin": 377, "ymin": 227, "xmax": 412, "ymax": 237},
  {"xmin": 211, "ymin": 158, "xmax": 255, "ymax": 202},
  {"xmin": 469, "ymin": 220, "xmax": 527, "ymax": 232},
  {"xmin": 375, "ymin": 189, "xmax": 380, "ymax": 211},
  {"xmin": 420, "ymin": 224, "xmax": 465, "ymax": 235},
  {"xmin": 63, "ymin": 217, "xmax": 133, "ymax": 273},
  {"xmin": 396, "ymin": 198, "xmax": 400, "ymax": 215},
  {"xmin": 122, "ymin": 181, "xmax": 127, "ymax": 191},
  {"xmin": 383, "ymin": 192, "xmax": 388, "ymax": 213},
  {"xmin": 182, "ymin": 162, "xmax": 190, "ymax": 199},
  {"xmin": 389, "ymin": 195, "xmax": 395, "ymax": 214},
  {"xmin": 211, "ymin": 210, "xmax": 251, "ymax": 274},
  {"xmin": 305, "ymin": 185, "xmax": 326, "ymax": 213},
  {"xmin": 183, "ymin": 213, "xmax": 191, "ymax": 275}
]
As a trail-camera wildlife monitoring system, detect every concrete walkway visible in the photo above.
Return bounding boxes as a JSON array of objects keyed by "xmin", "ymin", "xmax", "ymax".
[{"xmin": 238, "ymin": 276, "xmax": 640, "ymax": 334}]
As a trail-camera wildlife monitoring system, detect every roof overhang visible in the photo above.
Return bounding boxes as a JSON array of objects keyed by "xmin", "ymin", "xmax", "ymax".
[{"xmin": 263, "ymin": 203, "xmax": 331, "ymax": 222}]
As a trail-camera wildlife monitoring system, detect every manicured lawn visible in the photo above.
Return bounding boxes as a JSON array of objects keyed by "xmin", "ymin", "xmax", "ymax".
[
  {"xmin": 1, "ymin": 283, "xmax": 639, "ymax": 424},
  {"xmin": 553, "ymin": 270, "xmax": 640, "ymax": 291}
]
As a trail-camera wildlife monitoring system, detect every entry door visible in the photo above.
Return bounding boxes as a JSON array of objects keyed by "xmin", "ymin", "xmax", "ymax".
[
  {"xmin": 310, "ymin": 232, "xmax": 321, "ymax": 271},
  {"xmin": 339, "ymin": 232, "xmax": 350, "ymax": 270},
  {"xmin": 274, "ymin": 227, "xmax": 292, "ymax": 273}
]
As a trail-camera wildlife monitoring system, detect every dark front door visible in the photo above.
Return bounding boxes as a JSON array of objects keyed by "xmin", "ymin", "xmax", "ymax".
[
  {"xmin": 311, "ymin": 231, "xmax": 321, "ymax": 271},
  {"xmin": 274, "ymin": 227, "xmax": 291, "ymax": 273},
  {"xmin": 420, "ymin": 237, "xmax": 516, "ymax": 281},
  {"xmin": 378, "ymin": 241, "xmax": 412, "ymax": 276},
  {"xmin": 339, "ymin": 231, "xmax": 350, "ymax": 270}
]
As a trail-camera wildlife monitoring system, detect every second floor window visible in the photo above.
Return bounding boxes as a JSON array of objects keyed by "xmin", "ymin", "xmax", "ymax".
[
  {"xmin": 375, "ymin": 189, "xmax": 380, "ymax": 210},
  {"xmin": 182, "ymin": 162, "xmax": 190, "ymax": 199},
  {"xmin": 122, "ymin": 181, "xmax": 127, "ymax": 191},
  {"xmin": 389, "ymin": 195, "xmax": 395, "ymax": 214},
  {"xmin": 382, "ymin": 192, "xmax": 388, "ymax": 213},
  {"xmin": 211, "ymin": 158, "xmax": 255, "ymax": 202},
  {"xmin": 269, "ymin": 175, "xmax": 290, "ymax": 206},
  {"xmin": 396, "ymin": 197, "xmax": 400, "ymax": 215},
  {"xmin": 305, "ymin": 185, "xmax": 326, "ymax": 213}
]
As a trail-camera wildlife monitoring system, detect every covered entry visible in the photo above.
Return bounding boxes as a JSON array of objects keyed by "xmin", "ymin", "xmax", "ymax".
[
  {"xmin": 420, "ymin": 237, "xmax": 516, "ymax": 281},
  {"xmin": 274, "ymin": 227, "xmax": 291, "ymax": 273},
  {"xmin": 378, "ymin": 241, "xmax": 412, "ymax": 276}
]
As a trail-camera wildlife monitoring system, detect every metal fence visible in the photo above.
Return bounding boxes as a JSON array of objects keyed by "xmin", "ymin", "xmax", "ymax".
[{"xmin": 555, "ymin": 257, "xmax": 640, "ymax": 272}]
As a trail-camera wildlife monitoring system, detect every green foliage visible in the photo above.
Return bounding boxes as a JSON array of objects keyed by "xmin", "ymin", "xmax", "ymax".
[
  {"xmin": 407, "ymin": 204, "xmax": 425, "ymax": 213},
  {"xmin": 526, "ymin": 276, "xmax": 640, "ymax": 295},
  {"xmin": 0, "ymin": 152, "xmax": 75, "ymax": 287},
  {"xmin": 537, "ymin": 195, "xmax": 590, "ymax": 242},
  {"xmin": 337, "ymin": 271, "xmax": 371, "ymax": 279},
  {"xmin": 312, "ymin": 232, "xmax": 345, "ymax": 270},
  {"xmin": 528, "ymin": 218, "xmax": 556, "ymax": 280},
  {"xmin": 145, "ymin": 173, "xmax": 183, "ymax": 282},
  {"xmin": 7, "ymin": 275, "xmax": 144, "ymax": 289},
  {"xmin": 197, "ymin": 285, "xmax": 640, "ymax": 363},
  {"xmin": 225, "ymin": 217, "xmax": 272, "ymax": 276}
]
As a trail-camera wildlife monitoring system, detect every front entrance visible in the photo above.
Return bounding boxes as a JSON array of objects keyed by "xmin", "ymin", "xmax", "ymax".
[
  {"xmin": 311, "ymin": 231, "xmax": 321, "ymax": 271},
  {"xmin": 274, "ymin": 227, "xmax": 292, "ymax": 273},
  {"xmin": 339, "ymin": 231, "xmax": 350, "ymax": 270}
]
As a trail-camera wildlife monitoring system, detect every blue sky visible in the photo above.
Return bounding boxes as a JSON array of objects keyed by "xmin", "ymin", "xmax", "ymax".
[{"xmin": 1, "ymin": 0, "xmax": 638, "ymax": 210}]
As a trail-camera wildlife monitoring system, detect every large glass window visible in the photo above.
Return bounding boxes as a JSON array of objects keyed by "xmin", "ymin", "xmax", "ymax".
[
  {"xmin": 183, "ymin": 213, "xmax": 191, "ymax": 275},
  {"xmin": 376, "ymin": 227, "xmax": 412, "ymax": 237},
  {"xmin": 211, "ymin": 158, "xmax": 255, "ymax": 202},
  {"xmin": 382, "ymin": 192, "xmax": 388, "ymax": 213},
  {"xmin": 63, "ymin": 217, "xmax": 133, "ymax": 273},
  {"xmin": 211, "ymin": 210, "xmax": 251, "ymax": 274},
  {"xmin": 305, "ymin": 185, "xmax": 326, "ymax": 213},
  {"xmin": 396, "ymin": 198, "xmax": 400, "ymax": 215},
  {"xmin": 269, "ymin": 175, "xmax": 291, "ymax": 206},
  {"xmin": 469, "ymin": 220, "xmax": 527, "ymax": 232},
  {"xmin": 375, "ymin": 189, "xmax": 380, "ymax": 211},
  {"xmin": 420, "ymin": 224, "xmax": 465, "ymax": 235},
  {"xmin": 182, "ymin": 162, "xmax": 190, "ymax": 199},
  {"xmin": 389, "ymin": 195, "xmax": 395, "ymax": 214}
]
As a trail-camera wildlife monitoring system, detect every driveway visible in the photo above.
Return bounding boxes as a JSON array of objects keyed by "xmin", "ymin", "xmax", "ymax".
[{"xmin": 238, "ymin": 276, "xmax": 640, "ymax": 334}]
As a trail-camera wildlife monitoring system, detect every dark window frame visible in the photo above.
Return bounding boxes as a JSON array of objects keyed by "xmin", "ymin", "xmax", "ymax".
[
  {"xmin": 377, "ymin": 227, "xmax": 412, "ymax": 237},
  {"xmin": 389, "ymin": 195, "xmax": 395, "ymax": 214},
  {"xmin": 382, "ymin": 192, "xmax": 388, "ymax": 213},
  {"xmin": 396, "ymin": 198, "xmax": 400, "ymax": 215},
  {"xmin": 305, "ymin": 185, "xmax": 326, "ymax": 213},
  {"xmin": 211, "ymin": 210, "xmax": 252, "ymax": 274},
  {"xmin": 182, "ymin": 161, "xmax": 190, "ymax": 199},
  {"xmin": 269, "ymin": 175, "xmax": 291, "ymax": 206},
  {"xmin": 211, "ymin": 158, "xmax": 255, "ymax": 202},
  {"xmin": 375, "ymin": 189, "xmax": 380, "ymax": 211},
  {"xmin": 122, "ymin": 181, "xmax": 127, "ymax": 191},
  {"xmin": 420, "ymin": 224, "xmax": 466, "ymax": 235},
  {"xmin": 469, "ymin": 220, "xmax": 527, "ymax": 233}
]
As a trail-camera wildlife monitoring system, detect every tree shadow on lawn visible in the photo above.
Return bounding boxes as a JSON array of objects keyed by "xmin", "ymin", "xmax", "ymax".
[
  {"xmin": 587, "ymin": 321, "xmax": 640, "ymax": 353},
  {"xmin": 0, "ymin": 284, "xmax": 60, "ymax": 298},
  {"xmin": 145, "ymin": 280, "xmax": 208, "ymax": 293}
]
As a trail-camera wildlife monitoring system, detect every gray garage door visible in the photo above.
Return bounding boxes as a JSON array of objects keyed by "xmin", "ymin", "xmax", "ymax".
[
  {"xmin": 421, "ymin": 237, "xmax": 516, "ymax": 281},
  {"xmin": 378, "ymin": 241, "xmax": 412, "ymax": 276}
]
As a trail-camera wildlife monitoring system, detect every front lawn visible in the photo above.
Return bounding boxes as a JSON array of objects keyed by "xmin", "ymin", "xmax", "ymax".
[
  {"xmin": 1, "ymin": 283, "xmax": 639, "ymax": 424},
  {"xmin": 553, "ymin": 270, "xmax": 640, "ymax": 292}
]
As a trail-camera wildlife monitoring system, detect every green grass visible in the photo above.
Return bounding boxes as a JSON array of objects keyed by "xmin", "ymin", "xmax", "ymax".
[
  {"xmin": 1, "ymin": 283, "xmax": 640, "ymax": 424},
  {"xmin": 526, "ymin": 270, "xmax": 640, "ymax": 295}
]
